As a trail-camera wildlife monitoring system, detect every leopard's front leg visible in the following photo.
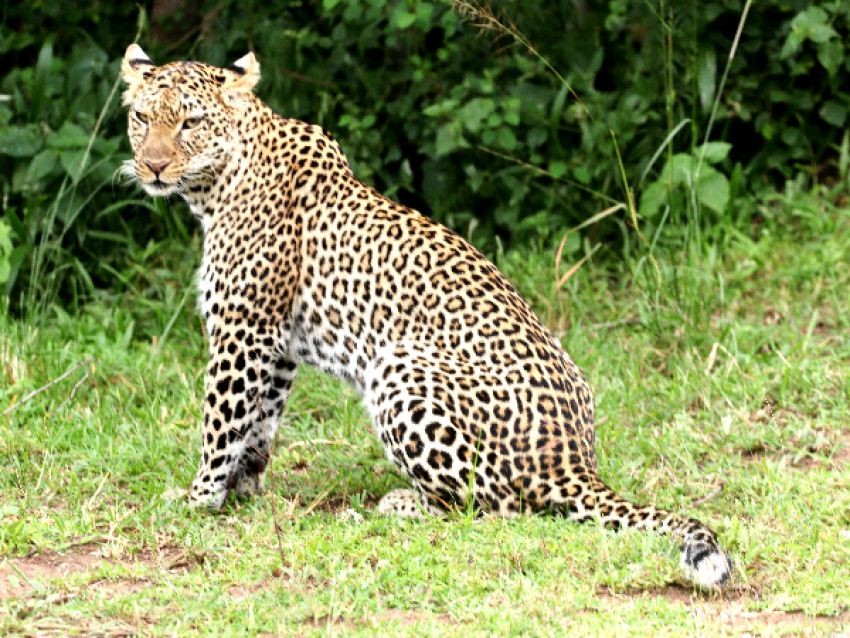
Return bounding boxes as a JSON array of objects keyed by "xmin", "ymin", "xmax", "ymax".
[{"xmin": 189, "ymin": 332, "xmax": 297, "ymax": 508}]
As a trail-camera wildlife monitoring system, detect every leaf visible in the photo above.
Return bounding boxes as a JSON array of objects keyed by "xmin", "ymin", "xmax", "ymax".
[
  {"xmin": 503, "ymin": 98, "xmax": 521, "ymax": 126},
  {"xmin": 47, "ymin": 121, "xmax": 91, "ymax": 149},
  {"xmin": 486, "ymin": 113, "xmax": 503, "ymax": 128},
  {"xmin": 787, "ymin": 7, "xmax": 837, "ymax": 47},
  {"xmin": 25, "ymin": 149, "xmax": 59, "ymax": 189},
  {"xmin": 572, "ymin": 166, "xmax": 590, "ymax": 185},
  {"xmin": 817, "ymin": 40, "xmax": 844, "ymax": 78},
  {"xmin": 60, "ymin": 149, "xmax": 88, "ymax": 183},
  {"xmin": 781, "ymin": 127, "xmax": 802, "ymax": 147},
  {"xmin": 780, "ymin": 32, "xmax": 804, "ymax": 59},
  {"xmin": 92, "ymin": 135, "xmax": 121, "ymax": 157},
  {"xmin": 639, "ymin": 180, "xmax": 666, "ymax": 218},
  {"xmin": 4, "ymin": 244, "xmax": 28, "ymax": 293},
  {"xmin": 698, "ymin": 49, "xmax": 717, "ymax": 112},
  {"xmin": 669, "ymin": 153, "xmax": 695, "ymax": 186},
  {"xmin": 526, "ymin": 127, "xmax": 547, "ymax": 149},
  {"xmin": 0, "ymin": 220, "xmax": 11, "ymax": 253},
  {"xmin": 807, "ymin": 23, "xmax": 837, "ymax": 45},
  {"xmin": 0, "ymin": 220, "xmax": 11, "ymax": 284},
  {"xmin": 819, "ymin": 101, "xmax": 847, "ymax": 128},
  {"xmin": 458, "ymin": 98, "xmax": 495, "ymax": 133},
  {"xmin": 29, "ymin": 41, "xmax": 53, "ymax": 124},
  {"xmin": 422, "ymin": 104, "xmax": 444, "ymax": 117},
  {"xmin": 496, "ymin": 127, "xmax": 517, "ymax": 151},
  {"xmin": 0, "ymin": 32, "xmax": 35, "ymax": 55},
  {"xmin": 698, "ymin": 142, "xmax": 732, "ymax": 164},
  {"xmin": 396, "ymin": 12, "xmax": 417, "ymax": 29},
  {"xmin": 696, "ymin": 168, "xmax": 730, "ymax": 214},
  {"xmin": 790, "ymin": 7, "xmax": 828, "ymax": 32},
  {"xmin": 390, "ymin": 4, "xmax": 417, "ymax": 30},
  {"xmin": 549, "ymin": 161, "xmax": 567, "ymax": 179},
  {"xmin": 0, "ymin": 124, "xmax": 44, "ymax": 157},
  {"xmin": 434, "ymin": 122, "xmax": 467, "ymax": 157}
]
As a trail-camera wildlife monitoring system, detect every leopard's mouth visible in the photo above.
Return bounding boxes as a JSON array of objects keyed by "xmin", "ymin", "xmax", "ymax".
[{"xmin": 140, "ymin": 175, "xmax": 181, "ymax": 197}]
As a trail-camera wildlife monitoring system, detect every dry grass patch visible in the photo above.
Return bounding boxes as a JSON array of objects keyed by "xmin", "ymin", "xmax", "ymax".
[{"xmin": 301, "ymin": 608, "xmax": 460, "ymax": 632}]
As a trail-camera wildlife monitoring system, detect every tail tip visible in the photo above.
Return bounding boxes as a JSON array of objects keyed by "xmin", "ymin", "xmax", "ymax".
[{"xmin": 680, "ymin": 543, "xmax": 734, "ymax": 590}]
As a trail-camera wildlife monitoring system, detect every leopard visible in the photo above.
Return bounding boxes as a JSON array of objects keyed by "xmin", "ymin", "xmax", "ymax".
[{"xmin": 121, "ymin": 44, "xmax": 734, "ymax": 590}]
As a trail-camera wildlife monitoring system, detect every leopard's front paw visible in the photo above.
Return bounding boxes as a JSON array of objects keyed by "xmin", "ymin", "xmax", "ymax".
[
  {"xmin": 232, "ymin": 469, "xmax": 266, "ymax": 498},
  {"xmin": 227, "ymin": 453, "xmax": 268, "ymax": 499},
  {"xmin": 187, "ymin": 480, "xmax": 228, "ymax": 509}
]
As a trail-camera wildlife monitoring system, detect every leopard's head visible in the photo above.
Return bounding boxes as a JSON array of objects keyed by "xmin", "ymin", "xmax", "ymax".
[{"xmin": 120, "ymin": 44, "xmax": 260, "ymax": 198}]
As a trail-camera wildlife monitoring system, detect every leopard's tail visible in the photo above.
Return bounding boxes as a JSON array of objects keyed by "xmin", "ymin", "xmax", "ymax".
[{"xmin": 562, "ymin": 468, "xmax": 734, "ymax": 589}]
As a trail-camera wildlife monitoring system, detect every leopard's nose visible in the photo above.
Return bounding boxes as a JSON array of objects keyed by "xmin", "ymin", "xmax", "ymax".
[{"xmin": 144, "ymin": 159, "xmax": 171, "ymax": 175}]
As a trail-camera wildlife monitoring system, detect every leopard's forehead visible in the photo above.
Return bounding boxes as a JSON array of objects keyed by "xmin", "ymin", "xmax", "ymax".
[
  {"xmin": 132, "ymin": 62, "xmax": 225, "ymax": 113},
  {"xmin": 146, "ymin": 61, "xmax": 224, "ymax": 89}
]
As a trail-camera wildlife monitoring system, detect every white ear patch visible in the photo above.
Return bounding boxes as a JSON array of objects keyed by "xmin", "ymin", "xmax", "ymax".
[
  {"xmin": 222, "ymin": 52, "xmax": 261, "ymax": 94},
  {"xmin": 121, "ymin": 44, "xmax": 156, "ymax": 105}
]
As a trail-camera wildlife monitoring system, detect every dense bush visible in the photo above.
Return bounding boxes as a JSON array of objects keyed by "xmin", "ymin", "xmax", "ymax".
[{"xmin": 0, "ymin": 0, "xmax": 848, "ymax": 306}]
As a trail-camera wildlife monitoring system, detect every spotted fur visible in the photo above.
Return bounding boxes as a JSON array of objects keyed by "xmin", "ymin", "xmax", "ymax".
[{"xmin": 121, "ymin": 44, "xmax": 733, "ymax": 589}]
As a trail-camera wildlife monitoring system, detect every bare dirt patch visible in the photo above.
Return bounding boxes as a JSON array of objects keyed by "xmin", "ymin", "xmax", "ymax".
[
  {"xmin": 0, "ymin": 542, "xmax": 200, "ymax": 601},
  {"xmin": 597, "ymin": 585, "xmax": 850, "ymax": 636},
  {"xmin": 828, "ymin": 430, "xmax": 850, "ymax": 467},
  {"xmin": 0, "ymin": 543, "xmax": 104, "ymax": 600}
]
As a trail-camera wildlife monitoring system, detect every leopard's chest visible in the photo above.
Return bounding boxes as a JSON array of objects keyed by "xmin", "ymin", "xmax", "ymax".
[{"xmin": 197, "ymin": 216, "xmax": 300, "ymax": 340}]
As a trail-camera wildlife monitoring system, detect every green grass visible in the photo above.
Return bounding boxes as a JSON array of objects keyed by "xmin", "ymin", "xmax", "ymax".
[{"xmin": 1, "ymin": 195, "xmax": 849, "ymax": 636}]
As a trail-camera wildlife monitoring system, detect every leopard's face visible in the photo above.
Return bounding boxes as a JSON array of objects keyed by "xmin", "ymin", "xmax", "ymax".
[
  {"xmin": 125, "ymin": 89, "xmax": 226, "ymax": 197},
  {"xmin": 121, "ymin": 45, "xmax": 259, "ymax": 198}
]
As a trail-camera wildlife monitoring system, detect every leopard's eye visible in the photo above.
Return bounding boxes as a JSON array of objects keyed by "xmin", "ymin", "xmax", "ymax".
[
  {"xmin": 136, "ymin": 111, "xmax": 150, "ymax": 124},
  {"xmin": 183, "ymin": 117, "xmax": 203, "ymax": 130}
]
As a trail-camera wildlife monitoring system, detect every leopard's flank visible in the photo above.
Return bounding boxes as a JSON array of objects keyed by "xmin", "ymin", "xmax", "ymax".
[{"xmin": 121, "ymin": 44, "xmax": 733, "ymax": 590}]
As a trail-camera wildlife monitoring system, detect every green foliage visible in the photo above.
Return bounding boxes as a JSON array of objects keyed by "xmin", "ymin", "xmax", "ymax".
[
  {"xmin": 639, "ymin": 142, "xmax": 733, "ymax": 222},
  {"xmin": 0, "ymin": 219, "xmax": 12, "ymax": 283},
  {"xmin": 0, "ymin": 40, "xmax": 126, "ymax": 298},
  {"xmin": 727, "ymin": 0, "xmax": 850, "ymax": 172},
  {"xmin": 0, "ymin": 35, "xmax": 190, "ymax": 309},
  {"xmin": 1, "ymin": 0, "xmax": 849, "ymax": 307}
]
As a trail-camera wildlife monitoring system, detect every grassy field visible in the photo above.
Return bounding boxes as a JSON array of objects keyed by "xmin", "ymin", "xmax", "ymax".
[{"xmin": 1, "ymin": 192, "xmax": 849, "ymax": 636}]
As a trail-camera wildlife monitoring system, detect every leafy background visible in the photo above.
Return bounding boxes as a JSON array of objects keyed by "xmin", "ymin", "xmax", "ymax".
[{"xmin": 0, "ymin": 0, "xmax": 848, "ymax": 308}]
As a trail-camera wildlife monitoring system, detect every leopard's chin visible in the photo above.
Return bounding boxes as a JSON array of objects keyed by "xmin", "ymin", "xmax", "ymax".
[{"xmin": 141, "ymin": 179, "xmax": 181, "ymax": 197}]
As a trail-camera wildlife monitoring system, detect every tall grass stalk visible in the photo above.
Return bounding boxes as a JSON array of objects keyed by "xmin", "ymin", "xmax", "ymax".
[
  {"xmin": 22, "ymin": 12, "xmax": 146, "ymax": 322},
  {"xmin": 696, "ymin": 0, "xmax": 753, "ymax": 178}
]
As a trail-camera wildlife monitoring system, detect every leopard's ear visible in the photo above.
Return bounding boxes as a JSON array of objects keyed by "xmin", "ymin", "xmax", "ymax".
[
  {"xmin": 121, "ymin": 44, "xmax": 156, "ymax": 105},
  {"xmin": 220, "ymin": 52, "xmax": 260, "ymax": 94}
]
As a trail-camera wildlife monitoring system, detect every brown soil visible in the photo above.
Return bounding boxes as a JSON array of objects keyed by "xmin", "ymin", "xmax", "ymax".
[
  {"xmin": 598, "ymin": 585, "xmax": 849, "ymax": 636},
  {"xmin": 3, "ymin": 543, "xmax": 847, "ymax": 637},
  {"xmin": 0, "ymin": 542, "xmax": 197, "ymax": 601}
]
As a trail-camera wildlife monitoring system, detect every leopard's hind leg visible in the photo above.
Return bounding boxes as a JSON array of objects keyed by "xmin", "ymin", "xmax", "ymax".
[{"xmin": 363, "ymin": 340, "xmax": 529, "ymax": 519}]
